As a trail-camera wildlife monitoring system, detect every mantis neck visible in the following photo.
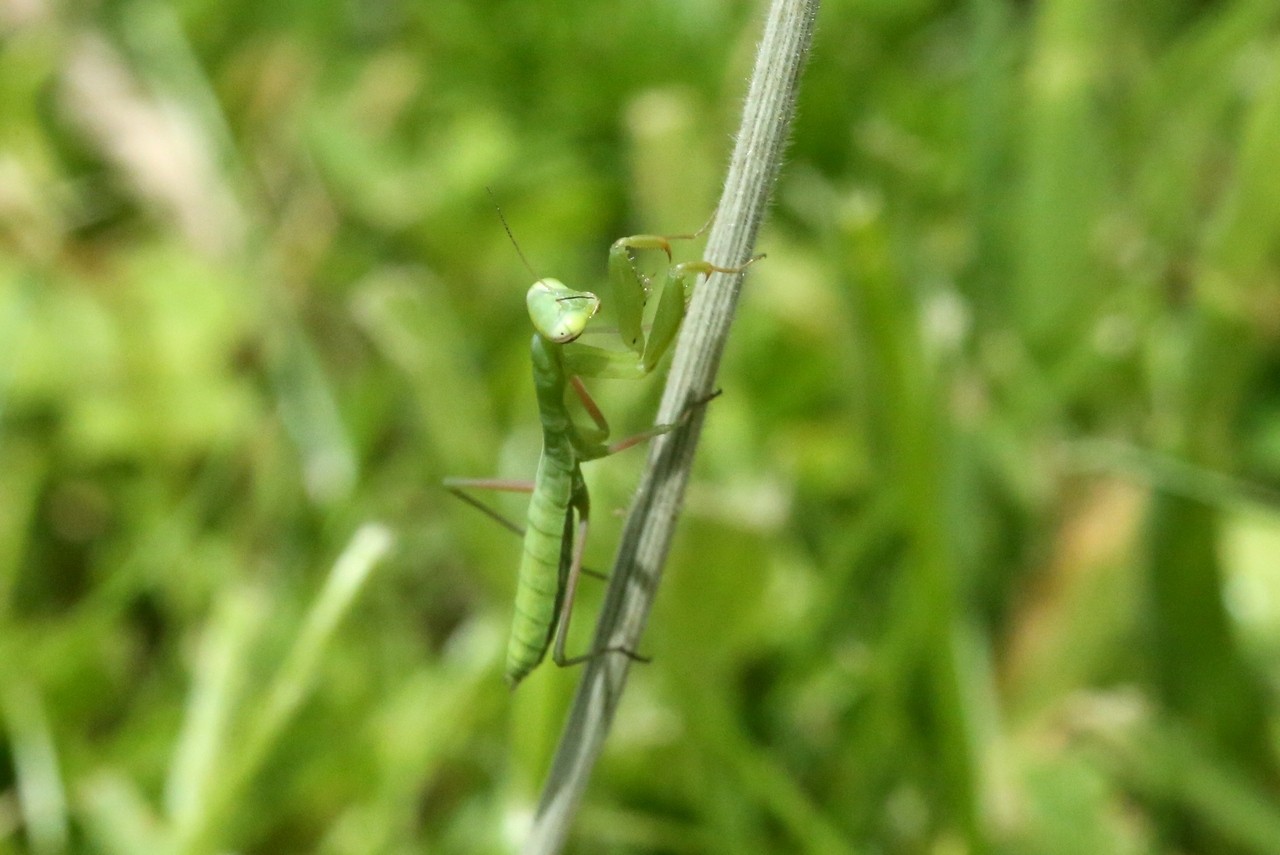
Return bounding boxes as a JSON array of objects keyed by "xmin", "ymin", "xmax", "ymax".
[{"xmin": 530, "ymin": 334, "xmax": 573, "ymax": 446}]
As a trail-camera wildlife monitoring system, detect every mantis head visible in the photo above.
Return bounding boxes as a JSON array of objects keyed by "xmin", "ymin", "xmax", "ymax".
[{"xmin": 527, "ymin": 279, "xmax": 601, "ymax": 343}]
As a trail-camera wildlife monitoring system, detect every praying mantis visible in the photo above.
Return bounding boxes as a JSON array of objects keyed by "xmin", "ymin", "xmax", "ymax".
[{"xmin": 445, "ymin": 209, "xmax": 758, "ymax": 687}]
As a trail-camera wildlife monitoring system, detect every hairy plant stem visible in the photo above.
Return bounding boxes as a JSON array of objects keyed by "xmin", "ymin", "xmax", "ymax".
[{"xmin": 521, "ymin": 0, "xmax": 820, "ymax": 851}]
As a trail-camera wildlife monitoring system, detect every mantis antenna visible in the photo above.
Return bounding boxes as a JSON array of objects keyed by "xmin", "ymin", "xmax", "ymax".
[{"xmin": 486, "ymin": 187, "xmax": 541, "ymax": 281}]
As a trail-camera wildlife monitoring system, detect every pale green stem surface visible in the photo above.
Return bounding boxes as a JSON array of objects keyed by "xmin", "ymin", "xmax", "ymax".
[{"xmin": 521, "ymin": 0, "xmax": 820, "ymax": 851}]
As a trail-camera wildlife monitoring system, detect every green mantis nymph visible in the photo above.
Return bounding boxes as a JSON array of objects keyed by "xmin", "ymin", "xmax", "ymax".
[{"xmin": 446, "ymin": 219, "xmax": 757, "ymax": 687}]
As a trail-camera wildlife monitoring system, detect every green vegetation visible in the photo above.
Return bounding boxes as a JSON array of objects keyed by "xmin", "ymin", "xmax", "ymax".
[{"xmin": 3, "ymin": 0, "xmax": 1280, "ymax": 852}]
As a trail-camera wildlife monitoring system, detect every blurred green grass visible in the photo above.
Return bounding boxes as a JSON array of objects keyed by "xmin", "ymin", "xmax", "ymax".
[{"xmin": 2, "ymin": 0, "xmax": 1280, "ymax": 853}]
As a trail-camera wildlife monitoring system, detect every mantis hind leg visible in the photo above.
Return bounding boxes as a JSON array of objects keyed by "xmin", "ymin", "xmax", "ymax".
[
  {"xmin": 442, "ymin": 478, "xmax": 534, "ymax": 538},
  {"xmin": 544, "ymin": 381, "xmax": 715, "ymax": 671},
  {"xmin": 550, "ymin": 476, "xmax": 650, "ymax": 670},
  {"xmin": 443, "ymin": 478, "xmax": 610, "ymax": 581}
]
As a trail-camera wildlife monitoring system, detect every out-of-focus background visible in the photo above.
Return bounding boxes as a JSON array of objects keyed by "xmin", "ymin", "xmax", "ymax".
[{"xmin": 3, "ymin": 0, "xmax": 1280, "ymax": 852}]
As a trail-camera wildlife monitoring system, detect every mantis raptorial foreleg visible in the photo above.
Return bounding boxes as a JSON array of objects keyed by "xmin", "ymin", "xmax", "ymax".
[
  {"xmin": 445, "ymin": 209, "xmax": 762, "ymax": 686},
  {"xmin": 564, "ymin": 253, "xmax": 751, "ymax": 381}
]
